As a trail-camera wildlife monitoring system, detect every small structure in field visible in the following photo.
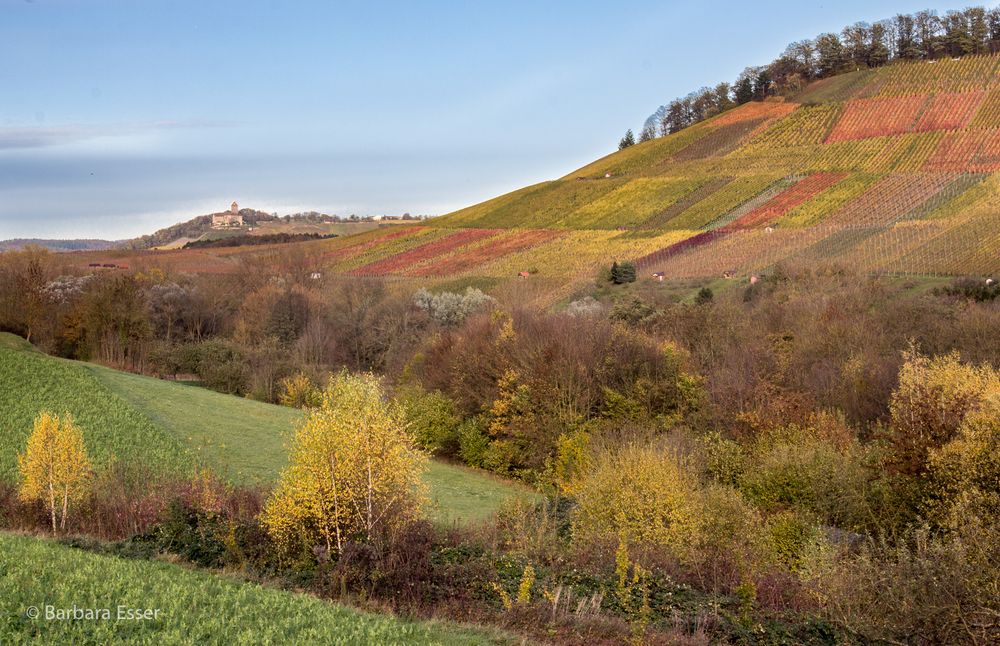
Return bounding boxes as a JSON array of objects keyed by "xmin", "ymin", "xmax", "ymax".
[
  {"xmin": 651, "ymin": 272, "xmax": 665, "ymax": 282},
  {"xmin": 212, "ymin": 201, "xmax": 244, "ymax": 228}
]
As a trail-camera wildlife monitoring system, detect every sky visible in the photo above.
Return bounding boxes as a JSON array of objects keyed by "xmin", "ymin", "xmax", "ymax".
[{"xmin": 0, "ymin": 0, "xmax": 971, "ymax": 239}]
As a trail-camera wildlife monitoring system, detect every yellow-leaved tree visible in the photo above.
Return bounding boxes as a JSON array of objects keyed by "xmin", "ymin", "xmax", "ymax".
[
  {"xmin": 261, "ymin": 372, "xmax": 427, "ymax": 557},
  {"xmin": 18, "ymin": 411, "xmax": 92, "ymax": 533}
]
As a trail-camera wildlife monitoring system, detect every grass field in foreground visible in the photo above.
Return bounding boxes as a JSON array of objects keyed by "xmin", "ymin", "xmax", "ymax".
[
  {"xmin": 0, "ymin": 333, "xmax": 535, "ymax": 524},
  {"xmin": 0, "ymin": 533, "xmax": 520, "ymax": 645}
]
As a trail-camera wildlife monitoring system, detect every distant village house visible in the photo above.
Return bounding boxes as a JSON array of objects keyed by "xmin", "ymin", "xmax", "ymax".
[{"xmin": 212, "ymin": 201, "xmax": 244, "ymax": 228}]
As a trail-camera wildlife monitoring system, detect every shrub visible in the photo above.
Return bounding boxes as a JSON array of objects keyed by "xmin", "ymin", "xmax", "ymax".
[
  {"xmin": 924, "ymin": 410, "xmax": 1000, "ymax": 524},
  {"xmin": 179, "ymin": 340, "xmax": 248, "ymax": 395},
  {"xmin": 397, "ymin": 387, "xmax": 462, "ymax": 456},
  {"xmin": 765, "ymin": 510, "xmax": 817, "ymax": 571},
  {"xmin": 887, "ymin": 348, "xmax": 999, "ymax": 477},
  {"xmin": 413, "ymin": 287, "xmax": 494, "ymax": 327},
  {"xmin": 816, "ymin": 520, "xmax": 1000, "ymax": 645},
  {"xmin": 738, "ymin": 430, "xmax": 869, "ymax": 529},
  {"xmin": 711, "ymin": 413, "xmax": 873, "ymax": 531},
  {"xmin": 610, "ymin": 261, "xmax": 637, "ymax": 284},
  {"xmin": 571, "ymin": 443, "xmax": 702, "ymax": 557},
  {"xmin": 457, "ymin": 418, "xmax": 490, "ymax": 468},
  {"xmin": 278, "ymin": 372, "xmax": 322, "ymax": 409},
  {"xmin": 936, "ymin": 277, "xmax": 1000, "ymax": 302}
]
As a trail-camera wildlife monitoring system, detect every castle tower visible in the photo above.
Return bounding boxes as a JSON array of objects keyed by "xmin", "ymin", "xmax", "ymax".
[{"xmin": 231, "ymin": 201, "xmax": 239, "ymax": 215}]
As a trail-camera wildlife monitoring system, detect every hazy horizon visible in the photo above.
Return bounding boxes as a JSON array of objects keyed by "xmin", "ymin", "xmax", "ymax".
[{"xmin": 1, "ymin": 0, "xmax": 952, "ymax": 240}]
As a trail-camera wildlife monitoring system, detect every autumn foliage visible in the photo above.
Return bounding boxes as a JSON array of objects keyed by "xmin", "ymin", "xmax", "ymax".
[
  {"xmin": 261, "ymin": 372, "xmax": 427, "ymax": 557},
  {"xmin": 18, "ymin": 411, "xmax": 92, "ymax": 532}
]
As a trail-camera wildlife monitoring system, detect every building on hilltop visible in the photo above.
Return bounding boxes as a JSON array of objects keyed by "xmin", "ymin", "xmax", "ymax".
[{"xmin": 211, "ymin": 201, "xmax": 244, "ymax": 228}]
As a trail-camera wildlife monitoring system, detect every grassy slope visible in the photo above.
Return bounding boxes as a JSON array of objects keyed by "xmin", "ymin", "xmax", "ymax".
[
  {"xmin": 0, "ymin": 533, "xmax": 519, "ymax": 645},
  {"xmin": 0, "ymin": 334, "xmax": 534, "ymax": 523},
  {"xmin": 0, "ymin": 338, "xmax": 192, "ymax": 481}
]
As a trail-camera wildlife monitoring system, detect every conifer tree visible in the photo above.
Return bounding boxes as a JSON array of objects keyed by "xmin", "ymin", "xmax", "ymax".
[{"xmin": 618, "ymin": 129, "xmax": 636, "ymax": 150}]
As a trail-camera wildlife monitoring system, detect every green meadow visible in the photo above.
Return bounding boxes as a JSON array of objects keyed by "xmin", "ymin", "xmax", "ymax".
[
  {"xmin": 0, "ymin": 533, "xmax": 520, "ymax": 645},
  {"xmin": 0, "ymin": 333, "xmax": 534, "ymax": 524}
]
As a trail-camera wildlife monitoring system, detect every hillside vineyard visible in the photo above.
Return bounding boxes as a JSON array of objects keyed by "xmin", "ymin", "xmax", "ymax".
[{"xmin": 302, "ymin": 55, "xmax": 1000, "ymax": 288}]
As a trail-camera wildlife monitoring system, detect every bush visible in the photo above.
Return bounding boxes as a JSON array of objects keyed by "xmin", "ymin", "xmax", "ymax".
[
  {"xmin": 278, "ymin": 372, "xmax": 322, "ymax": 409},
  {"xmin": 571, "ymin": 443, "xmax": 702, "ymax": 557},
  {"xmin": 815, "ymin": 520, "xmax": 1000, "ymax": 645},
  {"xmin": 458, "ymin": 418, "xmax": 490, "ymax": 468},
  {"xmin": 887, "ymin": 348, "xmax": 998, "ymax": 477},
  {"xmin": 711, "ymin": 416, "xmax": 872, "ymax": 531},
  {"xmin": 413, "ymin": 287, "xmax": 494, "ymax": 327},
  {"xmin": 739, "ymin": 432, "xmax": 869, "ymax": 529},
  {"xmin": 397, "ymin": 387, "xmax": 462, "ymax": 456},
  {"xmin": 179, "ymin": 340, "xmax": 248, "ymax": 395},
  {"xmin": 610, "ymin": 261, "xmax": 637, "ymax": 284},
  {"xmin": 925, "ymin": 410, "xmax": 1000, "ymax": 525}
]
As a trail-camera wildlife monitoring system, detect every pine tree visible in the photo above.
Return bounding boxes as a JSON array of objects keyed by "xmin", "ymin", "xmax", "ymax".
[
  {"xmin": 611, "ymin": 261, "xmax": 637, "ymax": 284},
  {"xmin": 618, "ymin": 129, "xmax": 636, "ymax": 150},
  {"xmin": 619, "ymin": 262, "xmax": 637, "ymax": 284}
]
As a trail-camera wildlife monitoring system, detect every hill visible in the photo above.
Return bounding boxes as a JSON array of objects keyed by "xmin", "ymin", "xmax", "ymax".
[
  {"xmin": 47, "ymin": 57, "xmax": 1000, "ymax": 305},
  {"xmin": 0, "ymin": 333, "xmax": 534, "ymax": 524},
  {"xmin": 0, "ymin": 533, "xmax": 519, "ymax": 645},
  {"xmin": 189, "ymin": 54, "xmax": 996, "ymax": 298},
  {"xmin": 132, "ymin": 208, "xmax": 416, "ymax": 250}
]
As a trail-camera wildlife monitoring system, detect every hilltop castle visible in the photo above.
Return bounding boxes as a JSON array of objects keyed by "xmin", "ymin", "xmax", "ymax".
[{"xmin": 211, "ymin": 202, "xmax": 243, "ymax": 228}]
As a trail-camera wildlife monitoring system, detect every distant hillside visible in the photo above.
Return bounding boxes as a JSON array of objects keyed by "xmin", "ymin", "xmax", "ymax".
[
  {"xmin": 46, "ymin": 32, "xmax": 1000, "ymax": 302},
  {"xmin": 230, "ymin": 52, "xmax": 1000, "ymax": 297},
  {"xmin": 0, "ymin": 238, "xmax": 123, "ymax": 252},
  {"xmin": 128, "ymin": 209, "xmax": 423, "ymax": 249}
]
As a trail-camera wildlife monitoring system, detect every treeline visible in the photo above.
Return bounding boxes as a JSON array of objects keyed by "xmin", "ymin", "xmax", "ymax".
[
  {"xmin": 629, "ymin": 5, "xmax": 1000, "ymax": 142},
  {"xmin": 182, "ymin": 232, "xmax": 337, "ymax": 249}
]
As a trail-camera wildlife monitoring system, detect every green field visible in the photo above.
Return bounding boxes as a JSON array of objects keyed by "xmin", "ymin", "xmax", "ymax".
[
  {"xmin": 0, "ymin": 533, "xmax": 519, "ymax": 645},
  {"xmin": 0, "ymin": 333, "xmax": 534, "ymax": 523}
]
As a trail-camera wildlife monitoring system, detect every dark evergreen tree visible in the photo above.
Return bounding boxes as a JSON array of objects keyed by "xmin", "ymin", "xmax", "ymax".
[
  {"xmin": 611, "ymin": 261, "xmax": 636, "ymax": 284},
  {"xmin": 618, "ymin": 129, "xmax": 636, "ymax": 150},
  {"xmin": 733, "ymin": 70, "xmax": 756, "ymax": 104}
]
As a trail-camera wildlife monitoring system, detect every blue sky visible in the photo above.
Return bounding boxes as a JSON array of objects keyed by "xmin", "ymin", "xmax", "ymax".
[{"xmin": 0, "ymin": 0, "xmax": 966, "ymax": 239}]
